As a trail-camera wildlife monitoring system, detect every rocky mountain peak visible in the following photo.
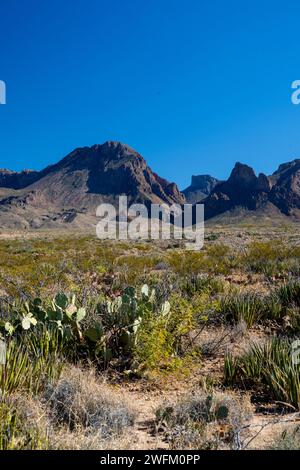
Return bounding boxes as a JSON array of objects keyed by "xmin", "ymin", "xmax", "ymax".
[
  {"xmin": 0, "ymin": 142, "xmax": 185, "ymax": 229},
  {"xmin": 228, "ymin": 162, "xmax": 257, "ymax": 187},
  {"xmin": 183, "ymin": 174, "xmax": 220, "ymax": 203}
]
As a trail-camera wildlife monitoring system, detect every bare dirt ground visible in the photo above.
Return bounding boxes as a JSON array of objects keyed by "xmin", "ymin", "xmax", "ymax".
[
  {"xmin": 112, "ymin": 323, "xmax": 300, "ymax": 450},
  {"xmin": 117, "ymin": 373, "xmax": 300, "ymax": 450},
  {"xmin": 115, "ymin": 376, "xmax": 300, "ymax": 450}
]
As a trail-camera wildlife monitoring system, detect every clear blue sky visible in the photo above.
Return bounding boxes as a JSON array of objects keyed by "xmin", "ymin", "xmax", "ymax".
[{"xmin": 1, "ymin": 0, "xmax": 300, "ymax": 189}]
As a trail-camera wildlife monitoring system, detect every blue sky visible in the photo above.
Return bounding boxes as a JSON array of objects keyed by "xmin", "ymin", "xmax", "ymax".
[{"xmin": 0, "ymin": 0, "xmax": 300, "ymax": 189}]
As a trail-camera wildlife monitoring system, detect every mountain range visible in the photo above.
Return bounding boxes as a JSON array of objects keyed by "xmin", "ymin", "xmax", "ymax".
[{"xmin": 0, "ymin": 141, "xmax": 299, "ymax": 230}]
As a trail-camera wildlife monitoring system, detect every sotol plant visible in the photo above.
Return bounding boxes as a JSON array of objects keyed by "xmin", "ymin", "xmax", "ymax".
[{"xmin": 224, "ymin": 338, "xmax": 300, "ymax": 409}]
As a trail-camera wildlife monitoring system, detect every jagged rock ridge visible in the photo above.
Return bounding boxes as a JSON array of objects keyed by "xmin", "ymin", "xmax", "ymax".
[{"xmin": 202, "ymin": 160, "xmax": 300, "ymax": 220}]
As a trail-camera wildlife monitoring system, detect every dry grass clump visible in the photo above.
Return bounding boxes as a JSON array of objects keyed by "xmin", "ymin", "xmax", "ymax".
[
  {"xmin": 0, "ymin": 395, "xmax": 49, "ymax": 449},
  {"xmin": 44, "ymin": 366, "xmax": 135, "ymax": 440},
  {"xmin": 1, "ymin": 366, "xmax": 136, "ymax": 450}
]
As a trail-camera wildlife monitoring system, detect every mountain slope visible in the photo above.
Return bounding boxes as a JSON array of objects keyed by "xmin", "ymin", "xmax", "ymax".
[
  {"xmin": 0, "ymin": 141, "xmax": 184, "ymax": 230},
  {"xmin": 1, "ymin": 144, "xmax": 300, "ymax": 230}
]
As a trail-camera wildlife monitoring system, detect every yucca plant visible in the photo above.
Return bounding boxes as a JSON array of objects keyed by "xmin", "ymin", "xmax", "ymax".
[
  {"xmin": 221, "ymin": 292, "xmax": 264, "ymax": 328},
  {"xmin": 0, "ymin": 333, "xmax": 63, "ymax": 397},
  {"xmin": 224, "ymin": 338, "xmax": 300, "ymax": 409},
  {"xmin": 276, "ymin": 281, "xmax": 300, "ymax": 309},
  {"xmin": 0, "ymin": 340, "xmax": 30, "ymax": 397},
  {"xmin": 0, "ymin": 400, "xmax": 48, "ymax": 449}
]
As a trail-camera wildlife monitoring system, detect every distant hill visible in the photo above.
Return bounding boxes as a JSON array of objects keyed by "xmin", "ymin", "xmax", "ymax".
[{"xmin": 183, "ymin": 175, "xmax": 220, "ymax": 203}]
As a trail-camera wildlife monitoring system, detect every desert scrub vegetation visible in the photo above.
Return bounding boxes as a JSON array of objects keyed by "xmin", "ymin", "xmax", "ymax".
[
  {"xmin": 0, "ymin": 283, "xmax": 204, "ymax": 377},
  {"xmin": 219, "ymin": 292, "xmax": 265, "ymax": 328},
  {"xmin": 167, "ymin": 244, "xmax": 233, "ymax": 276},
  {"xmin": 156, "ymin": 391, "xmax": 251, "ymax": 450},
  {"xmin": 0, "ymin": 367, "xmax": 135, "ymax": 450},
  {"xmin": 0, "ymin": 398, "xmax": 49, "ymax": 450},
  {"xmin": 0, "ymin": 232, "xmax": 299, "ymax": 449},
  {"xmin": 224, "ymin": 338, "xmax": 300, "ymax": 410},
  {"xmin": 270, "ymin": 426, "xmax": 300, "ymax": 450},
  {"xmin": 238, "ymin": 241, "xmax": 300, "ymax": 278},
  {"xmin": 217, "ymin": 280, "xmax": 300, "ymax": 332}
]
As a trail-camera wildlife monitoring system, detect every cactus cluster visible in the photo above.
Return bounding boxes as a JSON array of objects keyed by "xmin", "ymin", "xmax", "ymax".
[
  {"xmin": 84, "ymin": 284, "xmax": 170, "ymax": 364},
  {"xmin": 0, "ymin": 293, "xmax": 86, "ymax": 342},
  {"xmin": 0, "ymin": 284, "xmax": 171, "ymax": 370}
]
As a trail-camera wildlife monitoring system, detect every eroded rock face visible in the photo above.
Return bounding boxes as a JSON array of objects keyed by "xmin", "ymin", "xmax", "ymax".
[
  {"xmin": 1, "ymin": 145, "xmax": 300, "ymax": 228},
  {"xmin": 201, "ymin": 159, "xmax": 300, "ymax": 220},
  {"xmin": 269, "ymin": 160, "xmax": 300, "ymax": 215},
  {"xmin": 202, "ymin": 163, "xmax": 272, "ymax": 219},
  {"xmin": 183, "ymin": 175, "xmax": 220, "ymax": 203}
]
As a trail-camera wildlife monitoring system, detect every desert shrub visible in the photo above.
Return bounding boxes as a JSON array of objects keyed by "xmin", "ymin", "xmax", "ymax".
[
  {"xmin": 224, "ymin": 338, "xmax": 300, "ymax": 409},
  {"xmin": 114, "ymin": 255, "xmax": 161, "ymax": 284},
  {"xmin": 133, "ymin": 293, "xmax": 203, "ymax": 373},
  {"xmin": 45, "ymin": 367, "xmax": 135, "ymax": 439},
  {"xmin": 156, "ymin": 391, "xmax": 250, "ymax": 449},
  {"xmin": 180, "ymin": 274, "xmax": 225, "ymax": 297},
  {"xmin": 133, "ymin": 312, "xmax": 176, "ymax": 372},
  {"xmin": 240, "ymin": 241, "xmax": 300, "ymax": 276},
  {"xmin": 167, "ymin": 244, "xmax": 231, "ymax": 277},
  {"xmin": 167, "ymin": 251, "xmax": 204, "ymax": 276}
]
